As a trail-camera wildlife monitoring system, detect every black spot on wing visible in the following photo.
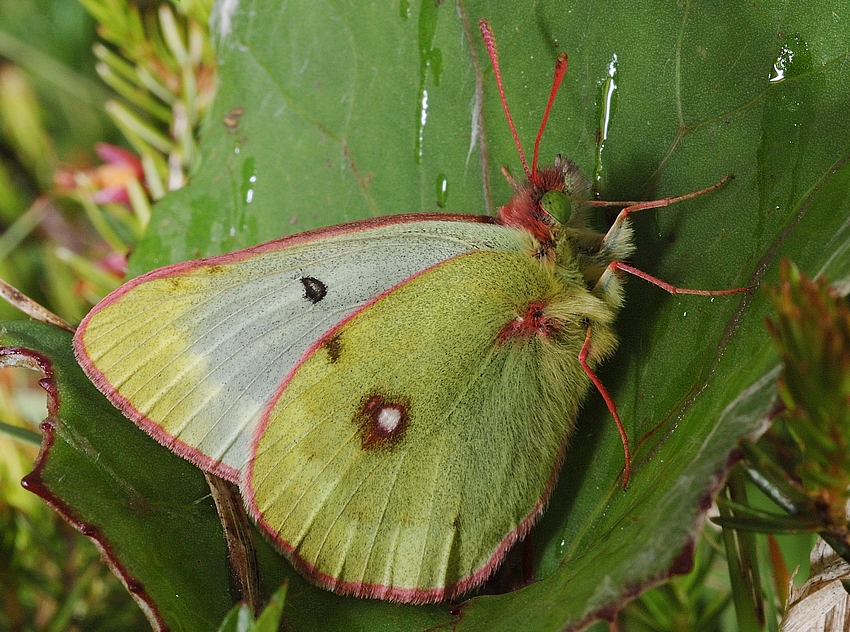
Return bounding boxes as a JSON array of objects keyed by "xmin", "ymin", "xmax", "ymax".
[{"xmin": 300, "ymin": 276, "xmax": 327, "ymax": 304}]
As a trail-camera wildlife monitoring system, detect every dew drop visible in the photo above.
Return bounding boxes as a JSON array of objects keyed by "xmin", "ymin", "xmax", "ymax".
[
  {"xmin": 413, "ymin": 0, "xmax": 442, "ymax": 163},
  {"xmin": 416, "ymin": 89, "xmax": 429, "ymax": 162},
  {"xmin": 769, "ymin": 36, "xmax": 812, "ymax": 83},
  {"xmin": 556, "ymin": 538, "xmax": 568, "ymax": 557},
  {"xmin": 769, "ymin": 45, "xmax": 793, "ymax": 83},
  {"xmin": 594, "ymin": 53, "xmax": 619, "ymax": 187},
  {"xmin": 241, "ymin": 157, "xmax": 257, "ymax": 205},
  {"xmin": 435, "ymin": 173, "xmax": 448, "ymax": 207}
]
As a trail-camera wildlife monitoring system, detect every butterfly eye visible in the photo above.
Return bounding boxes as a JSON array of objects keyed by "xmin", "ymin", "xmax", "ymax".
[{"xmin": 540, "ymin": 189, "xmax": 572, "ymax": 224}]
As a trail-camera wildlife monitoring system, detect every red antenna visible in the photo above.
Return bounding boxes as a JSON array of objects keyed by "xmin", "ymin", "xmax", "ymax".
[
  {"xmin": 478, "ymin": 19, "xmax": 568, "ymax": 184},
  {"xmin": 533, "ymin": 52, "xmax": 568, "ymax": 177}
]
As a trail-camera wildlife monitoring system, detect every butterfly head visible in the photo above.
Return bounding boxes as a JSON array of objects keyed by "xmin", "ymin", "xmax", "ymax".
[
  {"xmin": 494, "ymin": 155, "xmax": 592, "ymax": 252},
  {"xmin": 478, "ymin": 20, "xmax": 589, "ymax": 252}
]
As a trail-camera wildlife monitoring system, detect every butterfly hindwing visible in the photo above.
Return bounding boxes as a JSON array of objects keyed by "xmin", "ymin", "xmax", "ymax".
[
  {"xmin": 246, "ymin": 248, "xmax": 605, "ymax": 602},
  {"xmin": 73, "ymin": 217, "xmax": 523, "ymax": 480}
]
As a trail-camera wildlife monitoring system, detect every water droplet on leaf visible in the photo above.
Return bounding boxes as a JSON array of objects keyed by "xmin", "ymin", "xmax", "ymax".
[{"xmin": 435, "ymin": 173, "xmax": 448, "ymax": 207}]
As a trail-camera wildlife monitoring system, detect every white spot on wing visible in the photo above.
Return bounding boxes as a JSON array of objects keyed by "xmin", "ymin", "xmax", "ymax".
[{"xmin": 377, "ymin": 407, "xmax": 402, "ymax": 434}]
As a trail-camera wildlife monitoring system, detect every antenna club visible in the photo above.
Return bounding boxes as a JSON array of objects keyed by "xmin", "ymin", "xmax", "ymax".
[{"xmin": 478, "ymin": 18, "xmax": 495, "ymax": 47}]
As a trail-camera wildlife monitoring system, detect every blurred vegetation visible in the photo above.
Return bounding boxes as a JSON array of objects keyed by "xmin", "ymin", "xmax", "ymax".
[
  {"xmin": 0, "ymin": 1, "xmax": 838, "ymax": 630},
  {"xmin": 0, "ymin": 0, "xmax": 213, "ymax": 629}
]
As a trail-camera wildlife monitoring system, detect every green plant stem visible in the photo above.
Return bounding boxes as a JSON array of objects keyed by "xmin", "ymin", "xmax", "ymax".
[
  {"xmin": 0, "ymin": 197, "xmax": 49, "ymax": 261},
  {"xmin": 721, "ymin": 469, "xmax": 766, "ymax": 632},
  {"xmin": 53, "ymin": 247, "xmax": 121, "ymax": 291},
  {"xmin": 106, "ymin": 100, "xmax": 174, "ymax": 154},
  {"xmin": 0, "ymin": 420, "xmax": 41, "ymax": 446},
  {"xmin": 95, "ymin": 61, "xmax": 173, "ymax": 122},
  {"xmin": 76, "ymin": 194, "xmax": 128, "ymax": 255},
  {"xmin": 44, "ymin": 561, "xmax": 101, "ymax": 632},
  {"xmin": 0, "ymin": 30, "xmax": 109, "ymax": 104}
]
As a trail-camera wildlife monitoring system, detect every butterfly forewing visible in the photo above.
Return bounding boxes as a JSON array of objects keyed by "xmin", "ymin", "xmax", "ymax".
[{"xmin": 74, "ymin": 218, "xmax": 523, "ymax": 480}]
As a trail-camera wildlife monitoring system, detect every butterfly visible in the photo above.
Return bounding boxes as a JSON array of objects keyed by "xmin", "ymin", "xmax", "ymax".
[{"xmin": 72, "ymin": 19, "xmax": 744, "ymax": 604}]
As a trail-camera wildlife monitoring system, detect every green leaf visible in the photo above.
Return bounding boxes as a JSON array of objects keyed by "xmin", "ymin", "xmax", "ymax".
[
  {"xmin": 253, "ymin": 583, "xmax": 287, "ymax": 632},
  {"xmin": 1, "ymin": 320, "xmax": 236, "ymax": 630},
  {"xmin": 215, "ymin": 584, "xmax": 287, "ymax": 632},
  {"xmin": 15, "ymin": 0, "xmax": 850, "ymax": 630}
]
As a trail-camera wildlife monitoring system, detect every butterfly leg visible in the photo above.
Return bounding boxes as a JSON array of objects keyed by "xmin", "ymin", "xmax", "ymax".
[
  {"xmin": 608, "ymin": 261, "xmax": 749, "ymax": 296},
  {"xmin": 596, "ymin": 175, "xmax": 733, "ymax": 252},
  {"xmin": 579, "ymin": 325, "xmax": 632, "ymax": 488}
]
